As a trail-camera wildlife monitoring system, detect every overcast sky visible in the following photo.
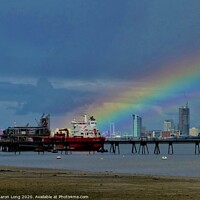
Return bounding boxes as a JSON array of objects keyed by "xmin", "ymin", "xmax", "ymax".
[{"xmin": 0, "ymin": 0, "xmax": 200, "ymax": 132}]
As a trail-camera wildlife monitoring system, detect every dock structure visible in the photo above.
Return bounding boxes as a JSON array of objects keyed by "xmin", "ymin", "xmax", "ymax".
[
  {"xmin": 105, "ymin": 138, "xmax": 200, "ymax": 155},
  {"xmin": 1, "ymin": 138, "xmax": 200, "ymax": 155}
]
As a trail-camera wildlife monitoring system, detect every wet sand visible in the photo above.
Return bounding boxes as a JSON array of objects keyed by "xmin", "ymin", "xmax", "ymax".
[{"xmin": 0, "ymin": 166, "xmax": 200, "ymax": 200}]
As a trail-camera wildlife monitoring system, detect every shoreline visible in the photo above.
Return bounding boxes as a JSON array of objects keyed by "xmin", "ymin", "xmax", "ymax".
[
  {"xmin": 0, "ymin": 166, "xmax": 200, "ymax": 199},
  {"xmin": 0, "ymin": 164, "xmax": 200, "ymax": 180}
]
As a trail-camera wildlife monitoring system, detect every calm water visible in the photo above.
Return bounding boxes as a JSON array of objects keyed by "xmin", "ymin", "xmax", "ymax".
[{"xmin": 1, "ymin": 143, "xmax": 200, "ymax": 177}]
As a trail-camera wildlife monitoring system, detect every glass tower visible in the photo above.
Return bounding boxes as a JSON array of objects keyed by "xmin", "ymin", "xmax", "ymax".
[{"xmin": 132, "ymin": 114, "xmax": 142, "ymax": 137}]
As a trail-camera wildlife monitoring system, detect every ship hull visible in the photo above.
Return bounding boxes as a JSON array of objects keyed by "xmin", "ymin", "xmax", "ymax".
[
  {"xmin": 43, "ymin": 136, "xmax": 105, "ymax": 152},
  {"xmin": 66, "ymin": 137, "xmax": 105, "ymax": 151}
]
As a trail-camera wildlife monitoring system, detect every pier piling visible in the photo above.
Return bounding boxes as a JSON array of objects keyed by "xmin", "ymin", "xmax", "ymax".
[
  {"xmin": 109, "ymin": 142, "xmax": 120, "ymax": 154},
  {"xmin": 63, "ymin": 144, "xmax": 72, "ymax": 155},
  {"xmin": 168, "ymin": 142, "xmax": 174, "ymax": 154},
  {"xmin": 131, "ymin": 142, "xmax": 137, "ymax": 154},
  {"xmin": 195, "ymin": 142, "xmax": 200, "ymax": 154},
  {"xmin": 138, "ymin": 141, "xmax": 149, "ymax": 154},
  {"xmin": 154, "ymin": 142, "xmax": 160, "ymax": 154},
  {"xmin": 115, "ymin": 142, "xmax": 120, "ymax": 154}
]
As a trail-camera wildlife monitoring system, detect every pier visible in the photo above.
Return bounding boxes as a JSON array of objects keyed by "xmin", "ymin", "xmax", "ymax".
[
  {"xmin": 106, "ymin": 138, "xmax": 200, "ymax": 155},
  {"xmin": 1, "ymin": 138, "xmax": 200, "ymax": 155}
]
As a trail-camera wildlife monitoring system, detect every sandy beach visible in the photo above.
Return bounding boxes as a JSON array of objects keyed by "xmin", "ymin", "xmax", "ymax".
[{"xmin": 0, "ymin": 166, "xmax": 200, "ymax": 200}]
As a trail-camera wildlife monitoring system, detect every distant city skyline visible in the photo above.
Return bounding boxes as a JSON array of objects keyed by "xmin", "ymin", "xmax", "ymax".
[{"xmin": 129, "ymin": 102, "xmax": 195, "ymax": 135}]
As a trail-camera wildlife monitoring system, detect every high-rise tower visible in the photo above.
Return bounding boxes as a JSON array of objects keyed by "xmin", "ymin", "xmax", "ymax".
[
  {"xmin": 179, "ymin": 103, "xmax": 190, "ymax": 135},
  {"xmin": 132, "ymin": 114, "xmax": 142, "ymax": 137}
]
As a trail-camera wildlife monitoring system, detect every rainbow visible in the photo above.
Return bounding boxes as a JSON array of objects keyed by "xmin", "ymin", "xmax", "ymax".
[{"xmin": 88, "ymin": 52, "xmax": 200, "ymax": 132}]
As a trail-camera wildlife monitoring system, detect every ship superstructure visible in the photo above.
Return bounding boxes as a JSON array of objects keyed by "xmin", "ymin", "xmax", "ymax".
[
  {"xmin": 44, "ymin": 115, "xmax": 105, "ymax": 151},
  {"xmin": 70, "ymin": 115, "xmax": 101, "ymax": 138}
]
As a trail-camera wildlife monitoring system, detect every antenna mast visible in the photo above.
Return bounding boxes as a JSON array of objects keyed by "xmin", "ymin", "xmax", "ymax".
[{"xmin": 184, "ymin": 93, "xmax": 188, "ymax": 108}]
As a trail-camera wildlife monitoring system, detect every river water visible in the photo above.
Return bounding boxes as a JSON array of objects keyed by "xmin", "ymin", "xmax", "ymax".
[{"xmin": 1, "ymin": 143, "xmax": 200, "ymax": 177}]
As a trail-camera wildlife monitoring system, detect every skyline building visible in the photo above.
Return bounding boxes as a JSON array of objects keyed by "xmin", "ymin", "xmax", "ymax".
[
  {"xmin": 189, "ymin": 127, "xmax": 199, "ymax": 136},
  {"xmin": 163, "ymin": 119, "xmax": 174, "ymax": 131},
  {"xmin": 132, "ymin": 114, "xmax": 142, "ymax": 137},
  {"xmin": 179, "ymin": 103, "xmax": 190, "ymax": 135}
]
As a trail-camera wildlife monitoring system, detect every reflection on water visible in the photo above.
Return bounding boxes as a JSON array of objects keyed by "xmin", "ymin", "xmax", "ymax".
[{"xmin": 1, "ymin": 143, "xmax": 200, "ymax": 177}]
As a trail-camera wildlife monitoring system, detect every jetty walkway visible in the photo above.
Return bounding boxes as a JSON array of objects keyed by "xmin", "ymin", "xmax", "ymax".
[
  {"xmin": 105, "ymin": 138, "xmax": 200, "ymax": 155},
  {"xmin": 0, "ymin": 138, "xmax": 200, "ymax": 155}
]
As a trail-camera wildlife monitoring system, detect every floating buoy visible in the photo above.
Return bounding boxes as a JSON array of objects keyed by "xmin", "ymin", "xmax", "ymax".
[
  {"xmin": 161, "ymin": 156, "xmax": 168, "ymax": 160},
  {"xmin": 56, "ymin": 156, "xmax": 61, "ymax": 159}
]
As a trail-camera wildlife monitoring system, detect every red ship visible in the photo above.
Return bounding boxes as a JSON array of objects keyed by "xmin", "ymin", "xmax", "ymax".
[{"xmin": 43, "ymin": 115, "xmax": 105, "ymax": 152}]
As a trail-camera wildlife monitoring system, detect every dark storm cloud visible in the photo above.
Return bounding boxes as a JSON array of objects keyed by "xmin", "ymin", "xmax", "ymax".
[
  {"xmin": 0, "ymin": 0, "xmax": 127, "ymax": 78},
  {"xmin": 0, "ymin": 0, "xmax": 199, "ymax": 81},
  {"xmin": 0, "ymin": 79, "xmax": 97, "ymax": 115}
]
